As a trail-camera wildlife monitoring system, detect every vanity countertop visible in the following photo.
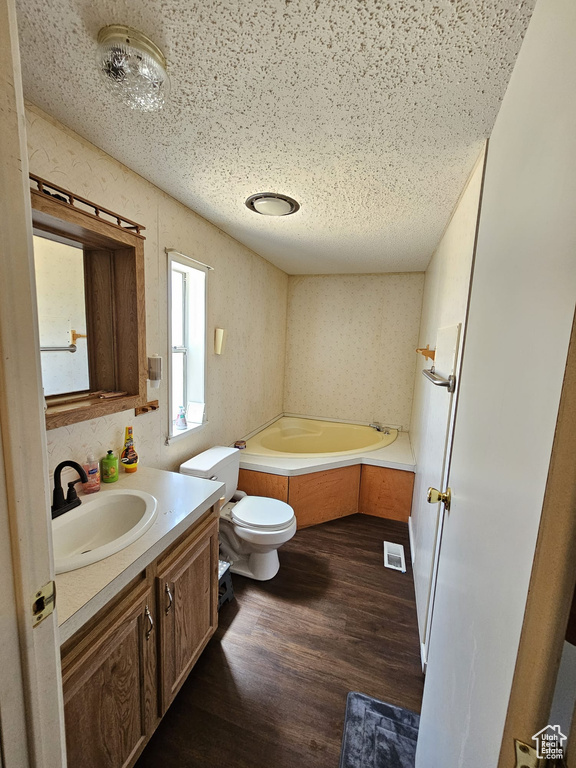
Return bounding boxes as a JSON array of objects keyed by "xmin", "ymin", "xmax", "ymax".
[{"xmin": 55, "ymin": 466, "xmax": 224, "ymax": 645}]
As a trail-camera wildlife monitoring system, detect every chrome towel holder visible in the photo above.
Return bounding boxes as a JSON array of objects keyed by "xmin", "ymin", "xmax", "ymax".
[
  {"xmin": 422, "ymin": 367, "xmax": 456, "ymax": 393},
  {"xmin": 40, "ymin": 344, "xmax": 77, "ymax": 353}
]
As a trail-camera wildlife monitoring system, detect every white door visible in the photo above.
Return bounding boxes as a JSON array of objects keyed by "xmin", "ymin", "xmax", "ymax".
[
  {"xmin": 415, "ymin": 1, "xmax": 576, "ymax": 765},
  {"xmin": 411, "ymin": 324, "xmax": 460, "ymax": 667},
  {"xmin": 0, "ymin": 0, "xmax": 67, "ymax": 764}
]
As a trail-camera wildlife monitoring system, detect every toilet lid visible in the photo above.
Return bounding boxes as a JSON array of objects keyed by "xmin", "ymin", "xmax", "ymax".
[{"xmin": 232, "ymin": 496, "xmax": 295, "ymax": 531}]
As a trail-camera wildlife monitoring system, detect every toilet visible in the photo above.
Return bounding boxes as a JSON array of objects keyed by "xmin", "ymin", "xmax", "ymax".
[{"xmin": 180, "ymin": 446, "xmax": 297, "ymax": 581}]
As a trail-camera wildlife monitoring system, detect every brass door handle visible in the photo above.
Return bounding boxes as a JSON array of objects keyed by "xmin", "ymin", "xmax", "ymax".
[{"xmin": 427, "ymin": 487, "xmax": 451, "ymax": 511}]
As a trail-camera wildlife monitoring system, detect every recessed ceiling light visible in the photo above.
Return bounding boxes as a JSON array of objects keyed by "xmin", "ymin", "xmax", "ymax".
[{"xmin": 245, "ymin": 193, "xmax": 300, "ymax": 216}]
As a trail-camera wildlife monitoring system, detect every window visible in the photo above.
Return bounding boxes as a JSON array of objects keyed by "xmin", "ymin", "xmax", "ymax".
[{"xmin": 168, "ymin": 253, "xmax": 206, "ymax": 437}]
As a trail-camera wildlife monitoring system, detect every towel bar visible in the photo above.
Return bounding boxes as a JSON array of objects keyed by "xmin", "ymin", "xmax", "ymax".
[
  {"xmin": 422, "ymin": 367, "xmax": 456, "ymax": 393},
  {"xmin": 40, "ymin": 344, "xmax": 77, "ymax": 353}
]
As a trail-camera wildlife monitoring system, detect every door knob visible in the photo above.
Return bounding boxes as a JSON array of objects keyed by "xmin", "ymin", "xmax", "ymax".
[{"xmin": 427, "ymin": 487, "xmax": 451, "ymax": 511}]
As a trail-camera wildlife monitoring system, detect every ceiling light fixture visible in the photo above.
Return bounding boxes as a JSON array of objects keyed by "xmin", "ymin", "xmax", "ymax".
[
  {"xmin": 245, "ymin": 193, "xmax": 300, "ymax": 216},
  {"xmin": 97, "ymin": 25, "xmax": 169, "ymax": 112}
]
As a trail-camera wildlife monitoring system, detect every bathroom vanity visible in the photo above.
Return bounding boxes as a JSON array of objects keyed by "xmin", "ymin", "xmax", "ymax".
[{"xmin": 55, "ymin": 468, "xmax": 223, "ymax": 768}]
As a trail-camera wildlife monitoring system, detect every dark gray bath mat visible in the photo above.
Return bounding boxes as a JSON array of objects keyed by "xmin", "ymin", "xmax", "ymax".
[{"xmin": 339, "ymin": 692, "xmax": 420, "ymax": 768}]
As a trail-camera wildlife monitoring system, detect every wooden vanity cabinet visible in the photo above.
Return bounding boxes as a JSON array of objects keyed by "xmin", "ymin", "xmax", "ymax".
[
  {"xmin": 156, "ymin": 515, "xmax": 219, "ymax": 713},
  {"xmin": 61, "ymin": 581, "xmax": 157, "ymax": 768},
  {"xmin": 60, "ymin": 508, "xmax": 219, "ymax": 768}
]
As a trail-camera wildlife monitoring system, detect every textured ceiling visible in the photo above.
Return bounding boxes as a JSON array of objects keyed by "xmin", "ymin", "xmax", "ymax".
[{"xmin": 16, "ymin": 0, "xmax": 534, "ymax": 274}]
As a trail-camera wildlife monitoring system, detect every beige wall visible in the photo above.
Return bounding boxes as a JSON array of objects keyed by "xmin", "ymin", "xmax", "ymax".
[
  {"xmin": 409, "ymin": 149, "xmax": 485, "ymax": 464},
  {"xmin": 284, "ymin": 273, "xmax": 425, "ymax": 429},
  {"xmin": 26, "ymin": 105, "xmax": 288, "ymax": 472}
]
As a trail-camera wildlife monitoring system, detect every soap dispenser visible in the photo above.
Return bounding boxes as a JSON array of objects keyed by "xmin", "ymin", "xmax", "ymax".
[{"xmin": 82, "ymin": 453, "xmax": 101, "ymax": 493}]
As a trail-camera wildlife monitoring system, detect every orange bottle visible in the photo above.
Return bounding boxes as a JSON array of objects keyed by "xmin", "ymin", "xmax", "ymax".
[{"xmin": 121, "ymin": 426, "xmax": 138, "ymax": 473}]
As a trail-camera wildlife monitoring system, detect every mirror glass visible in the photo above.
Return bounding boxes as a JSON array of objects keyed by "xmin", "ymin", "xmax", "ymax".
[{"xmin": 33, "ymin": 234, "xmax": 90, "ymax": 396}]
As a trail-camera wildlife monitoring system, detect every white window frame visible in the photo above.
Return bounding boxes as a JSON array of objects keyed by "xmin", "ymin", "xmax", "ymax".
[{"xmin": 167, "ymin": 251, "xmax": 207, "ymax": 440}]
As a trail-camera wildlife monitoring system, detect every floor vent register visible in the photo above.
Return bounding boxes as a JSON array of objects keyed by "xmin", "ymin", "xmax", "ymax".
[{"xmin": 383, "ymin": 541, "xmax": 406, "ymax": 573}]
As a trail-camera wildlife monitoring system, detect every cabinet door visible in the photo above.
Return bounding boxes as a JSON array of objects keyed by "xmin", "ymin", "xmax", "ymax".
[
  {"xmin": 157, "ymin": 518, "xmax": 218, "ymax": 713},
  {"xmin": 62, "ymin": 584, "xmax": 157, "ymax": 768}
]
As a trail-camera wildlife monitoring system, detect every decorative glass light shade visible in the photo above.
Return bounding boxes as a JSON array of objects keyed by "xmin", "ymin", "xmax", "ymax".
[
  {"xmin": 245, "ymin": 193, "xmax": 300, "ymax": 216},
  {"xmin": 97, "ymin": 25, "xmax": 169, "ymax": 112}
]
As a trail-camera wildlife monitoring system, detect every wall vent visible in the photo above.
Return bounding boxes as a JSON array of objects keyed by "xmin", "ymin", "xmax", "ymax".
[{"xmin": 384, "ymin": 541, "xmax": 406, "ymax": 573}]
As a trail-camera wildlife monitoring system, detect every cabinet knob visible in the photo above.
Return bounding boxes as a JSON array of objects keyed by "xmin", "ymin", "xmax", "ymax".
[{"xmin": 144, "ymin": 605, "xmax": 154, "ymax": 640}]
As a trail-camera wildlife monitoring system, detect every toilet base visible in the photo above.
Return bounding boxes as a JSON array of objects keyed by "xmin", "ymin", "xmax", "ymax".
[{"xmin": 229, "ymin": 549, "xmax": 280, "ymax": 581}]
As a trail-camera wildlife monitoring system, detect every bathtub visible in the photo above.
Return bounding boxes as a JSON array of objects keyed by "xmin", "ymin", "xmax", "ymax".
[{"xmin": 244, "ymin": 417, "xmax": 397, "ymax": 458}]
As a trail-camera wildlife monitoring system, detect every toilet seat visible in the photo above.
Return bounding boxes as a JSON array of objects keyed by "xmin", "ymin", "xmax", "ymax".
[{"xmin": 231, "ymin": 496, "xmax": 295, "ymax": 532}]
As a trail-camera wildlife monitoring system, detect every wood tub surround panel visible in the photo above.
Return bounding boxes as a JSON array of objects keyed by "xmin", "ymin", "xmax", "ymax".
[
  {"xmin": 238, "ymin": 465, "xmax": 415, "ymax": 527},
  {"xmin": 289, "ymin": 466, "xmax": 361, "ymax": 528},
  {"xmin": 238, "ymin": 468, "xmax": 289, "ymax": 502},
  {"xmin": 359, "ymin": 465, "xmax": 415, "ymax": 522},
  {"xmin": 60, "ymin": 508, "xmax": 218, "ymax": 768}
]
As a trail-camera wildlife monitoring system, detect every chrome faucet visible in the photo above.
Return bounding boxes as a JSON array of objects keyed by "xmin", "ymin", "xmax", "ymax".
[
  {"xmin": 369, "ymin": 422, "xmax": 391, "ymax": 434},
  {"xmin": 51, "ymin": 460, "xmax": 88, "ymax": 519}
]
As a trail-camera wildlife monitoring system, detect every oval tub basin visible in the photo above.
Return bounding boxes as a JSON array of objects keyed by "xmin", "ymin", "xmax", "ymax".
[{"xmin": 244, "ymin": 417, "xmax": 397, "ymax": 458}]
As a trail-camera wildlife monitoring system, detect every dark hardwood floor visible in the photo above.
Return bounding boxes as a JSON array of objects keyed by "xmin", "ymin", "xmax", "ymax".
[{"xmin": 135, "ymin": 514, "xmax": 424, "ymax": 768}]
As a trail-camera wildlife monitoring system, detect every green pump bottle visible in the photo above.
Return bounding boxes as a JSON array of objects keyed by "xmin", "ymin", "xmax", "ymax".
[{"xmin": 101, "ymin": 450, "xmax": 119, "ymax": 483}]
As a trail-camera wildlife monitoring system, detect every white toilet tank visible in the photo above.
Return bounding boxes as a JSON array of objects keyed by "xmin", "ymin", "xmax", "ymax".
[{"xmin": 180, "ymin": 447, "xmax": 240, "ymax": 503}]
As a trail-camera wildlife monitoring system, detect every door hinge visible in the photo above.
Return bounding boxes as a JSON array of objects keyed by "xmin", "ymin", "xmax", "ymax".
[
  {"xmin": 32, "ymin": 580, "xmax": 56, "ymax": 627},
  {"xmin": 515, "ymin": 739, "xmax": 567, "ymax": 768}
]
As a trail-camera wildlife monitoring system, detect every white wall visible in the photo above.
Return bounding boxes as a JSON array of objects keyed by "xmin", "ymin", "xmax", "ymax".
[
  {"xmin": 408, "ymin": 151, "xmax": 484, "ymax": 644},
  {"xmin": 284, "ymin": 273, "xmax": 424, "ymax": 429},
  {"xmin": 409, "ymin": 150, "xmax": 485, "ymax": 465},
  {"xmin": 26, "ymin": 105, "xmax": 289, "ymax": 473}
]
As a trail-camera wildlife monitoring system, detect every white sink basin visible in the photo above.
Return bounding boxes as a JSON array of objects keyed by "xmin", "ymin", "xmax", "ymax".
[{"xmin": 53, "ymin": 489, "xmax": 158, "ymax": 574}]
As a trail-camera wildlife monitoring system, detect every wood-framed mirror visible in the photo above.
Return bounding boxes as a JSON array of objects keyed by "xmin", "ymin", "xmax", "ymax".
[{"xmin": 30, "ymin": 175, "xmax": 147, "ymax": 429}]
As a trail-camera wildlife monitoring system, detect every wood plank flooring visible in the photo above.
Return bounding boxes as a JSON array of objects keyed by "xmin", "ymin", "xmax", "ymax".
[{"xmin": 135, "ymin": 514, "xmax": 424, "ymax": 768}]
